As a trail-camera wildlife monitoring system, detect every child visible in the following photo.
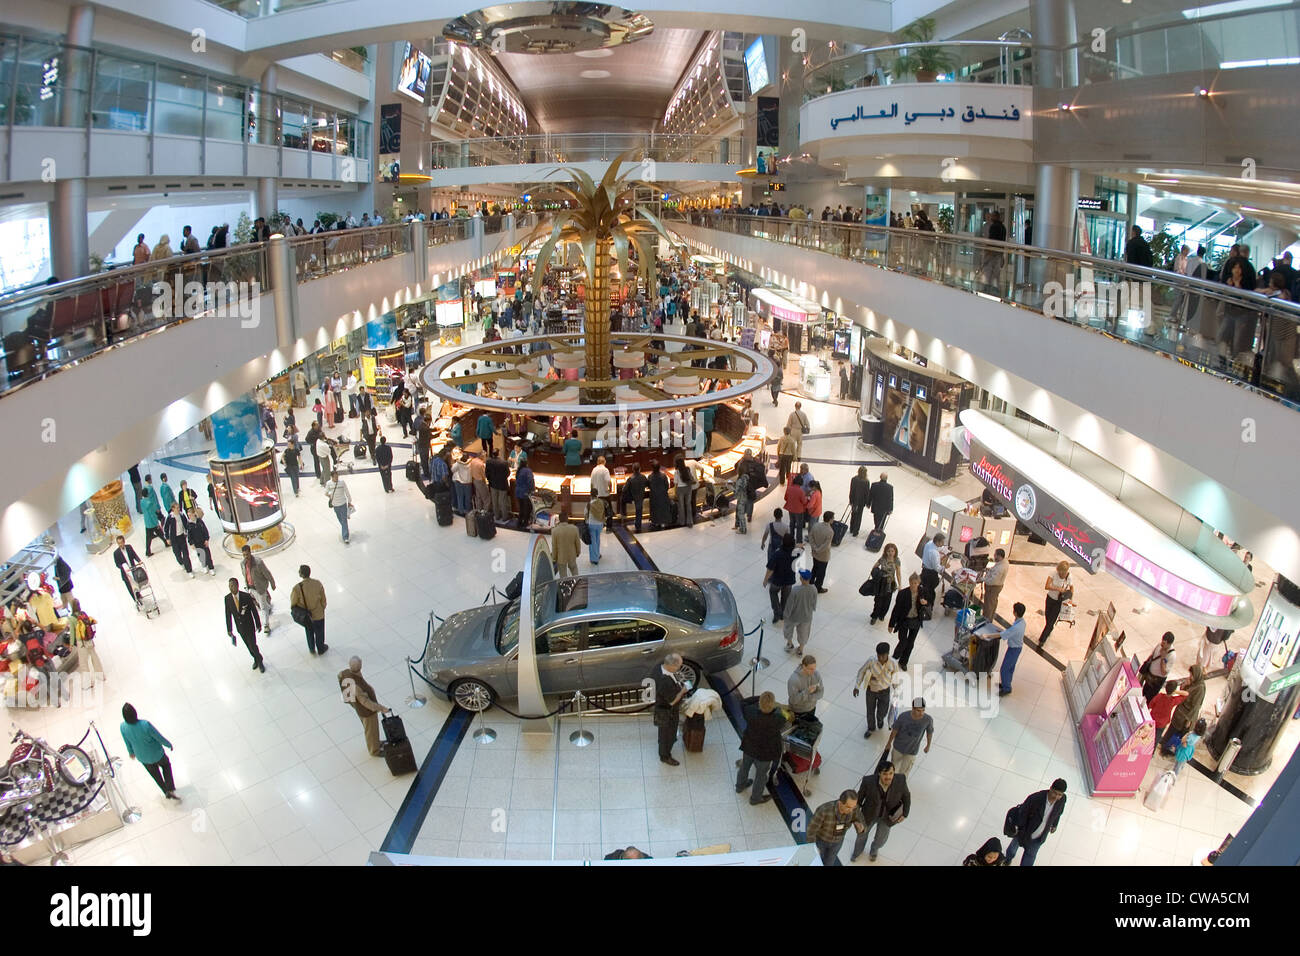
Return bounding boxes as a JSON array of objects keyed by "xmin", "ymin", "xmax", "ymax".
[
  {"xmin": 1173, "ymin": 717, "xmax": 1208, "ymax": 777},
  {"xmin": 312, "ymin": 395, "xmax": 325, "ymax": 428}
]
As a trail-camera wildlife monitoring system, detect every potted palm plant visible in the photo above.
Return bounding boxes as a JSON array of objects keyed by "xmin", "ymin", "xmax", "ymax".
[{"xmin": 891, "ymin": 16, "xmax": 954, "ymax": 82}]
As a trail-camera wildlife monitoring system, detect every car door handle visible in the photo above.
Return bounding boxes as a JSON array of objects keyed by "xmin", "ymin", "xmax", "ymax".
[
  {"xmin": 564, "ymin": 658, "xmax": 579, "ymax": 664},
  {"xmin": 641, "ymin": 648, "xmax": 654, "ymax": 654}
]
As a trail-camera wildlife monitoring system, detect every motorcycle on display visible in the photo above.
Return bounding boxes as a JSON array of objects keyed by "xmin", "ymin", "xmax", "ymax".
[{"xmin": 0, "ymin": 728, "xmax": 97, "ymax": 814}]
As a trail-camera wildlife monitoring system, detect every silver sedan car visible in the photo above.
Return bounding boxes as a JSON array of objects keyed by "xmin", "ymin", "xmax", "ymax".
[{"xmin": 424, "ymin": 572, "xmax": 743, "ymax": 711}]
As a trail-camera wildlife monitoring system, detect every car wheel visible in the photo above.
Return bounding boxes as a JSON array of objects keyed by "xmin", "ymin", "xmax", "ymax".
[
  {"xmin": 680, "ymin": 660, "xmax": 704, "ymax": 692},
  {"xmin": 450, "ymin": 679, "xmax": 495, "ymax": 713}
]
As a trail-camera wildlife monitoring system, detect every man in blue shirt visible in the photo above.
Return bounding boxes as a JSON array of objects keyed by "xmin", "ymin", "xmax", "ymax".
[
  {"xmin": 997, "ymin": 603, "xmax": 1027, "ymax": 697},
  {"xmin": 514, "ymin": 455, "xmax": 535, "ymax": 529},
  {"xmin": 920, "ymin": 532, "xmax": 946, "ymax": 607}
]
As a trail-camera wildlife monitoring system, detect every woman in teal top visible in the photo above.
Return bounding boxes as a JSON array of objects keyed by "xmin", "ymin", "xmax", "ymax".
[
  {"xmin": 563, "ymin": 436, "xmax": 583, "ymax": 474},
  {"xmin": 157, "ymin": 474, "xmax": 176, "ymax": 513},
  {"xmin": 450, "ymin": 421, "xmax": 463, "ymax": 448},
  {"xmin": 140, "ymin": 486, "xmax": 166, "ymax": 556},
  {"xmin": 119, "ymin": 702, "xmax": 179, "ymax": 800}
]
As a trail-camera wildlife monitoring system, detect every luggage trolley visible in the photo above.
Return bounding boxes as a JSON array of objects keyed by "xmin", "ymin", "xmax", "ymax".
[
  {"xmin": 942, "ymin": 594, "xmax": 1001, "ymax": 676},
  {"xmin": 780, "ymin": 705, "xmax": 828, "ymax": 796},
  {"xmin": 127, "ymin": 563, "xmax": 161, "ymax": 618}
]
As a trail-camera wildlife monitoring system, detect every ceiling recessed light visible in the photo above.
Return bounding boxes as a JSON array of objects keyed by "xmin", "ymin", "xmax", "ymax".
[{"xmin": 580, "ymin": 69, "xmax": 611, "ymax": 79}]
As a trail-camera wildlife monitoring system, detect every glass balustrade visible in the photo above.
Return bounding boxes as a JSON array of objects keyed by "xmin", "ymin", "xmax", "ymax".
[
  {"xmin": 675, "ymin": 213, "xmax": 1300, "ymax": 409},
  {"xmin": 0, "ymin": 219, "xmax": 484, "ymax": 395},
  {"xmin": 429, "ymin": 133, "xmax": 748, "ymax": 170},
  {"xmin": 802, "ymin": 41, "xmax": 1034, "ymax": 102}
]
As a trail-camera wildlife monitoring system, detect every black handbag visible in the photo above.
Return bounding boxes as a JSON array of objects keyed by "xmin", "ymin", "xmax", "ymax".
[
  {"xmin": 859, "ymin": 578, "xmax": 878, "ymax": 597},
  {"xmin": 579, "ymin": 521, "xmax": 592, "ymax": 545},
  {"xmin": 1003, "ymin": 804, "xmax": 1022, "ymax": 839},
  {"xmin": 291, "ymin": 604, "xmax": 312, "ymax": 627}
]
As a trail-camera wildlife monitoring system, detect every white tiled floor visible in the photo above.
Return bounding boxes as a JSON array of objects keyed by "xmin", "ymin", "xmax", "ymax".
[{"xmin": 15, "ymin": 364, "xmax": 1267, "ymax": 865}]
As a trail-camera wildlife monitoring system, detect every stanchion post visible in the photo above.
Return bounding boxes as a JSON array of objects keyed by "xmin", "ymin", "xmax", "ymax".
[
  {"xmin": 749, "ymin": 623, "xmax": 769, "ymax": 698},
  {"xmin": 568, "ymin": 690, "xmax": 594, "ymax": 746},
  {"xmin": 405, "ymin": 660, "xmax": 427, "ymax": 709},
  {"xmin": 473, "ymin": 707, "xmax": 497, "ymax": 744},
  {"xmin": 89, "ymin": 720, "xmax": 140, "ymax": 824}
]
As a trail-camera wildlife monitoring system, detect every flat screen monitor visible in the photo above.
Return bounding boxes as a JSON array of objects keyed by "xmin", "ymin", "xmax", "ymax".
[
  {"xmin": 396, "ymin": 42, "xmax": 432, "ymax": 103},
  {"xmin": 745, "ymin": 38, "xmax": 770, "ymax": 95}
]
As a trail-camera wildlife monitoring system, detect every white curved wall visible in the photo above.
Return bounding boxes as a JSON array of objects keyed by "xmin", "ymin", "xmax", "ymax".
[{"xmin": 677, "ymin": 223, "xmax": 1300, "ymax": 581}]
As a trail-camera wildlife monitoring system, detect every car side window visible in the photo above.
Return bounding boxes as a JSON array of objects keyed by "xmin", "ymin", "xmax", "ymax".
[
  {"xmin": 585, "ymin": 618, "xmax": 666, "ymax": 651},
  {"xmin": 536, "ymin": 624, "xmax": 582, "ymax": 655}
]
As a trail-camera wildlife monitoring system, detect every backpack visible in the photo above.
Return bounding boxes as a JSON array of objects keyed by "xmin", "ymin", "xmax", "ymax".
[
  {"xmin": 74, "ymin": 613, "xmax": 97, "ymax": 644},
  {"xmin": 1003, "ymin": 804, "xmax": 1022, "ymax": 838}
]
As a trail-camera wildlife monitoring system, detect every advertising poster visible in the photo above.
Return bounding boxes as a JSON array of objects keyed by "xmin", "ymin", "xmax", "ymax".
[
  {"xmin": 1240, "ymin": 582, "xmax": 1300, "ymax": 702},
  {"xmin": 379, "ymin": 103, "xmax": 402, "ymax": 182},
  {"xmin": 832, "ymin": 329, "xmax": 850, "ymax": 359},
  {"xmin": 396, "ymin": 42, "xmax": 431, "ymax": 103},
  {"xmin": 209, "ymin": 451, "xmax": 284, "ymax": 534},
  {"xmin": 884, "ymin": 387, "xmax": 930, "ymax": 455}
]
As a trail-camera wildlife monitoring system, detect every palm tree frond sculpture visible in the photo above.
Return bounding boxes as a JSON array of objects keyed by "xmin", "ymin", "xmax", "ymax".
[{"xmin": 517, "ymin": 150, "xmax": 676, "ymax": 401}]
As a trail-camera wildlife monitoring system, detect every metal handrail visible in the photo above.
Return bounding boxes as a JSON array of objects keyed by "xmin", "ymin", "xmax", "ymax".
[
  {"xmin": 0, "ymin": 220, "xmax": 479, "ymax": 397},
  {"xmin": 802, "ymin": 40, "xmax": 1034, "ymax": 99},
  {"xmin": 430, "ymin": 132, "xmax": 748, "ymax": 169},
  {"xmin": 675, "ymin": 212, "xmax": 1300, "ymax": 406}
]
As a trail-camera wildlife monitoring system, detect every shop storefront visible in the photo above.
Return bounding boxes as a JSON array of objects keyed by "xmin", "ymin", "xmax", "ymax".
[
  {"xmin": 860, "ymin": 339, "xmax": 973, "ymax": 481},
  {"xmin": 950, "ymin": 408, "xmax": 1259, "ymax": 796},
  {"xmin": 750, "ymin": 287, "xmax": 820, "ymax": 354}
]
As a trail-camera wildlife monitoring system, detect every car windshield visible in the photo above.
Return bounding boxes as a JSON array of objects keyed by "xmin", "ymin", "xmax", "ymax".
[
  {"xmin": 655, "ymin": 574, "xmax": 706, "ymax": 625},
  {"xmin": 495, "ymin": 582, "xmax": 555, "ymax": 655}
]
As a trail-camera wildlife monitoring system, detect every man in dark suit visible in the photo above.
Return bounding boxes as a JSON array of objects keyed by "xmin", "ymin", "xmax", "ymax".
[
  {"xmin": 650, "ymin": 653, "xmax": 690, "ymax": 766},
  {"xmin": 374, "ymin": 435, "xmax": 395, "ymax": 492},
  {"xmin": 851, "ymin": 761, "xmax": 911, "ymax": 862},
  {"xmin": 224, "ymin": 577, "xmax": 265, "ymax": 672},
  {"xmin": 416, "ymin": 412, "xmax": 433, "ymax": 480},
  {"xmin": 848, "ymin": 466, "xmax": 871, "ymax": 537},
  {"xmin": 868, "ymin": 472, "xmax": 894, "ymax": 532},
  {"xmin": 112, "ymin": 535, "xmax": 144, "ymax": 606},
  {"xmin": 357, "ymin": 388, "xmax": 375, "ymax": 417},
  {"xmin": 1006, "ymin": 778, "xmax": 1067, "ymax": 866}
]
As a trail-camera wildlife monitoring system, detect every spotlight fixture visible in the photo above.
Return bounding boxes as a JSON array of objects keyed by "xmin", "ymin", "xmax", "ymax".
[
  {"xmin": 1058, "ymin": 102, "xmax": 1072, "ymax": 111},
  {"xmin": 1195, "ymin": 86, "xmax": 1210, "ymax": 97}
]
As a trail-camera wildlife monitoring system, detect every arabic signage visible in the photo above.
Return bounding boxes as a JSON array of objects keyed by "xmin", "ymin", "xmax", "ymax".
[
  {"xmin": 827, "ymin": 101, "xmax": 1021, "ymax": 131},
  {"xmin": 967, "ymin": 437, "xmax": 1108, "ymax": 573},
  {"xmin": 1077, "ymin": 196, "xmax": 1108, "ymax": 210},
  {"xmin": 802, "ymin": 83, "xmax": 1032, "ymax": 143}
]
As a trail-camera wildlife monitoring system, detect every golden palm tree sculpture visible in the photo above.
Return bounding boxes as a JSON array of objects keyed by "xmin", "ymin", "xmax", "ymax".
[{"xmin": 520, "ymin": 152, "xmax": 676, "ymax": 402}]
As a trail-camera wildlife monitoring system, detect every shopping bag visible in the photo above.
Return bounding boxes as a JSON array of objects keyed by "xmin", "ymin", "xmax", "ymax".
[{"xmin": 1143, "ymin": 770, "xmax": 1176, "ymax": 812}]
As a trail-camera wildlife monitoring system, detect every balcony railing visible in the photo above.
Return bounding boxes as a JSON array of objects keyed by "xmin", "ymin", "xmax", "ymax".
[
  {"xmin": 0, "ymin": 218, "xmax": 478, "ymax": 396},
  {"xmin": 430, "ymin": 132, "xmax": 748, "ymax": 170},
  {"xmin": 802, "ymin": 41, "xmax": 1034, "ymax": 102},
  {"xmin": 676, "ymin": 212, "xmax": 1300, "ymax": 409}
]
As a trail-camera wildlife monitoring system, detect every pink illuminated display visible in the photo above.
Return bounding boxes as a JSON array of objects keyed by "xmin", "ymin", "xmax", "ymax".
[
  {"xmin": 1105, "ymin": 541, "xmax": 1236, "ymax": 617},
  {"xmin": 769, "ymin": 304, "xmax": 812, "ymax": 324}
]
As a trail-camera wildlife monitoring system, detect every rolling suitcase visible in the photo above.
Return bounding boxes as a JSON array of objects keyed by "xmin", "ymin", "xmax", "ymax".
[
  {"xmin": 682, "ymin": 714, "xmax": 706, "ymax": 753},
  {"xmin": 434, "ymin": 490, "xmax": 454, "ymax": 526},
  {"xmin": 476, "ymin": 510, "xmax": 496, "ymax": 540},
  {"xmin": 466, "ymin": 510, "xmax": 479, "ymax": 537},
  {"xmin": 382, "ymin": 713, "xmax": 408, "ymax": 742},
  {"xmin": 831, "ymin": 507, "xmax": 850, "ymax": 546},
  {"xmin": 385, "ymin": 738, "xmax": 417, "ymax": 775},
  {"xmin": 865, "ymin": 529, "xmax": 886, "ymax": 553},
  {"xmin": 334, "ymin": 406, "xmax": 344, "ymax": 424},
  {"xmin": 405, "ymin": 459, "xmax": 420, "ymax": 482}
]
